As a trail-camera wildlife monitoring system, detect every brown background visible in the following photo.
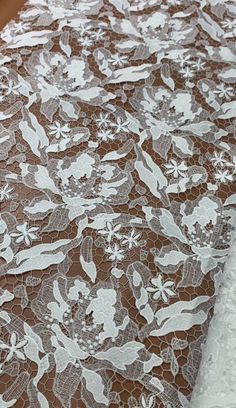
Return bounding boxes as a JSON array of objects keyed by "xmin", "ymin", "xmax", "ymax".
[{"xmin": 0, "ymin": 0, "xmax": 25, "ymax": 30}]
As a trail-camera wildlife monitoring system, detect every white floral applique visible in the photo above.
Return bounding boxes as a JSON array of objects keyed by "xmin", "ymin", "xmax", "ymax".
[
  {"xmin": 105, "ymin": 243, "xmax": 125, "ymax": 262},
  {"xmin": 165, "ymin": 159, "xmax": 188, "ymax": 178},
  {"xmin": 99, "ymin": 222, "xmax": 122, "ymax": 242},
  {"xmin": 122, "ymin": 229, "xmax": 141, "ymax": 249},
  {"xmin": 48, "ymin": 121, "xmax": 71, "ymax": 139},
  {"xmin": 147, "ymin": 275, "xmax": 175, "ymax": 303},
  {"xmin": 0, "ymin": 332, "xmax": 27, "ymax": 363},
  {"xmin": 10, "ymin": 222, "xmax": 39, "ymax": 246},
  {"xmin": 0, "ymin": 184, "xmax": 14, "ymax": 202}
]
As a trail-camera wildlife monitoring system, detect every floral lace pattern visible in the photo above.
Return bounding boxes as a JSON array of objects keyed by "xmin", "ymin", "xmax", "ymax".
[{"xmin": 0, "ymin": 0, "xmax": 235, "ymax": 407}]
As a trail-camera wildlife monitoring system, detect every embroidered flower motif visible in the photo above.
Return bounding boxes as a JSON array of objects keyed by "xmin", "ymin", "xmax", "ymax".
[
  {"xmin": 0, "ymin": 332, "xmax": 27, "ymax": 362},
  {"xmin": 111, "ymin": 117, "xmax": 129, "ymax": 133},
  {"xmin": 0, "ymin": 184, "xmax": 14, "ymax": 202},
  {"xmin": 95, "ymin": 112, "xmax": 112, "ymax": 128},
  {"xmin": 175, "ymin": 54, "xmax": 192, "ymax": 68},
  {"xmin": 215, "ymin": 170, "xmax": 233, "ymax": 183},
  {"xmin": 76, "ymin": 23, "xmax": 93, "ymax": 37},
  {"xmin": 210, "ymin": 151, "xmax": 227, "ymax": 167},
  {"xmin": 97, "ymin": 129, "xmax": 115, "ymax": 141},
  {"xmin": 214, "ymin": 84, "xmax": 234, "ymax": 100},
  {"xmin": 10, "ymin": 21, "xmax": 30, "ymax": 34},
  {"xmin": 122, "ymin": 229, "xmax": 141, "ymax": 249},
  {"xmin": 10, "ymin": 222, "xmax": 39, "ymax": 246},
  {"xmin": 108, "ymin": 53, "xmax": 128, "ymax": 67},
  {"xmin": 190, "ymin": 58, "xmax": 206, "ymax": 71},
  {"xmin": 180, "ymin": 66, "xmax": 195, "ymax": 79},
  {"xmin": 99, "ymin": 222, "xmax": 122, "ymax": 242},
  {"xmin": 48, "ymin": 121, "xmax": 71, "ymax": 138},
  {"xmin": 221, "ymin": 19, "xmax": 236, "ymax": 29},
  {"xmin": 91, "ymin": 28, "xmax": 106, "ymax": 41},
  {"xmin": 147, "ymin": 275, "xmax": 175, "ymax": 302},
  {"xmin": 0, "ymin": 77, "xmax": 20, "ymax": 101},
  {"xmin": 105, "ymin": 243, "xmax": 125, "ymax": 261},
  {"xmin": 165, "ymin": 159, "xmax": 188, "ymax": 178},
  {"xmin": 78, "ymin": 36, "xmax": 94, "ymax": 47}
]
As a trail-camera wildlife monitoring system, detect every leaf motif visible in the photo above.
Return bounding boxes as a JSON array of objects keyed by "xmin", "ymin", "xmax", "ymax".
[
  {"xmin": 24, "ymin": 322, "xmax": 44, "ymax": 353},
  {"xmin": 82, "ymin": 368, "xmax": 108, "ymax": 405},
  {"xmin": 179, "ymin": 121, "xmax": 214, "ymax": 136},
  {"xmin": 172, "ymin": 136, "xmax": 193, "ymax": 156},
  {"xmin": 95, "ymin": 342, "xmax": 144, "ymax": 370},
  {"xmin": 19, "ymin": 109, "xmax": 49, "ymax": 157},
  {"xmin": 127, "ymin": 262, "xmax": 155, "ymax": 324},
  {"xmin": 161, "ymin": 64, "xmax": 175, "ymax": 90},
  {"xmin": 59, "ymin": 100, "xmax": 78, "ymax": 120},
  {"xmin": 151, "ymin": 311, "xmax": 207, "ymax": 337},
  {"xmin": 80, "ymin": 236, "xmax": 97, "ymax": 283},
  {"xmin": 0, "ymin": 102, "xmax": 22, "ymax": 121},
  {"xmin": 155, "ymin": 249, "xmax": 188, "ymax": 267},
  {"xmin": 170, "ymin": 354, "xmax": 179, "ymax": 377},
  {"xmin": 155, "ymin": 296, "xmax": 209, "ymax": 325},
  {"xmin": 135, "ymin": 146, "xmax": 167, "ymax": 200},
  {"xmin": 8, "ymin": 240, "xmax": 72, "ymax": 275},
  {"xmin": 159, "ymin": 209, "xmax": 187, "ymax": 243},
  {"xmin": 109, "ymin": 16, "xmax": 142, "ymax": 37},
  {"xmin": 198, "ymin": 11, "xmax": 224, "ymax": 42},
  {"xmin": 108, "ymin": 64, "xmax": 153, "ymax": 83},
  {"xmin": 101, "ymin": 140, "xmax": 134, "ymax": 162},
  {"xmin": 3, "ymin": 30, "xmax": 52, "ymax": 47},
  {"xmin": 24, "ymin": 198, "xmax": 58, "ymax": 219},
  {"xmin": 217, "ymin": 101, "xmax": 236, "ymax": 119}
]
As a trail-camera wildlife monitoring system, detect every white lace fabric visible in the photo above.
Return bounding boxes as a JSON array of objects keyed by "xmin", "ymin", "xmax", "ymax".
[
  {"xmin": 0, "ymin": 0, "xmax": 235, "ymax": 407},
  {"xmin": 190, "ymin": 232, "xmax": 236, "ymax": 408}
]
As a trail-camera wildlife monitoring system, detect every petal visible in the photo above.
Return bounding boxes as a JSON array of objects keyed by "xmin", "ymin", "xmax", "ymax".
[
  {"xmin": 6, "ymin": 350, "xmax": 14, "ymax": 362},
  {"xmin": 17, "ymin": 339, "xmax": 28, "ymax": 348},
  {"xmin": 146, "ymin": 287, "xmax": 157, "ymax": 293},
  {"xmin": 25, "ymin": 236, "xmax": 30, "ymax": 246},
  {"xmin": 29, "ymin": 227, "xmax": 39, "ymax": 232},
  {"xmin": 15, "ymin": 236, "xmax": 24, "ymax": 244},
  {"xmin": 10, "ymin": 233, "xmax": 20, "ymax": 238},
  {"xmin": 29, "ymin": 233, "xmax": 38, "ymax": 240},
  {"xmin": 0, "ymin": 343, "xmax": 9, "ymax": 350},
  {"xmin": 16, "ymin": 350, "xmax": 26, "ymax": 360},
  {"xmin": 10, "ymin": 332, "xmax": 17, "ymax": 346},
  {"xmin": 165, "ymin": 288, "xmax": 175, "ymax": 296},
  {"xmin": 164, "ymin": 281, "xmax": 174, "ymax": 287},
  {"xmin": 153, "ymin": 291, "xmax": 161, "ymax": 301},
  {"xmin": 150, "ymin": 277, "xmax": 159, "ymax": 287}
]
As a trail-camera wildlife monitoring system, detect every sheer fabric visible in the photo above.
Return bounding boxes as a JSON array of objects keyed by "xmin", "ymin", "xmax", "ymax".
[{"xmin": 0, "ymin": 1, "xmax": 235, "ymax": 407}]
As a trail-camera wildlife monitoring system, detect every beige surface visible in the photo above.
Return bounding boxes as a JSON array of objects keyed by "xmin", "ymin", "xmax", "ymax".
[{"xmin": 0, "ymin": 0, "xmax": 25, "ymax": 30}]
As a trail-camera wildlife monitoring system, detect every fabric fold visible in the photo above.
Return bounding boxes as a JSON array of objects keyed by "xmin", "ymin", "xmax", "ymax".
[{"xmin": 191, "ymin": 221, "xmax": 236, "ymax": 407}]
